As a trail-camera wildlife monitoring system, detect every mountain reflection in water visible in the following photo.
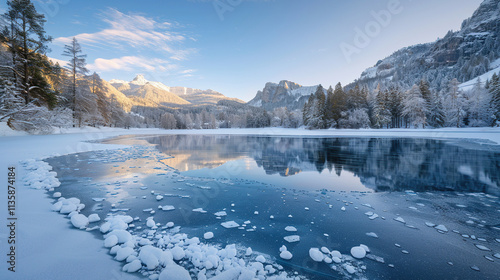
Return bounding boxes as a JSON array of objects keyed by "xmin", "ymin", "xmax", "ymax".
[{"xmin": 144, "ymin": 135, "xmax": 500, "ymax": 194}]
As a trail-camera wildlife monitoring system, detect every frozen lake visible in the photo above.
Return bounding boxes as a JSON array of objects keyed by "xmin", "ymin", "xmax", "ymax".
[{"xmin": 46, "ymin": 135, "xmax": 500, "ymax": 279}]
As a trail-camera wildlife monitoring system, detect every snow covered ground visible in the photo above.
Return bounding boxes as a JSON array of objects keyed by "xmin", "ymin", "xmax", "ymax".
[
  {"xmin": 459, "ymin": 58, "xmax": 500, "ymax": 91},
  {"xmin": 0, "ymin": 125, "xmax": 499, "ymax": 280}
]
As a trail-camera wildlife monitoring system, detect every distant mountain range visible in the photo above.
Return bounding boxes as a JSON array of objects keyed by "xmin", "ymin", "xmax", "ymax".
[
  {"xmin": 108, "ymin": 74, "xmax": 244, "ymax": 110},
  {"xmin": 102, "ymin": 0, "xmax": 498, "ymax": 113}
]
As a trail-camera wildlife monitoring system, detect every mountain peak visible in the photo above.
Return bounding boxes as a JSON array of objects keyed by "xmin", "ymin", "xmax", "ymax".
[{"xmin": 131, "ymin": 74, "xmax": 148, "ymax": 85}]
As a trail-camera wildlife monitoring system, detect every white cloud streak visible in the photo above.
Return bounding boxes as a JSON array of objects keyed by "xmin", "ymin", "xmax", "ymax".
[
  {"xmin": 54, "ymin": 8, "xmax": 195, "ymax": 61},
  {"xmin": 88, "ymin": 56, "xmax": 178, "ymax": 72}
]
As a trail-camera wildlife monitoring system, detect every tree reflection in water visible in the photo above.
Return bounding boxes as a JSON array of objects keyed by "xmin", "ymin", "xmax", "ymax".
[{"xmin": 147, "ymin": 135, "xmax": 500, "ymax": 194}]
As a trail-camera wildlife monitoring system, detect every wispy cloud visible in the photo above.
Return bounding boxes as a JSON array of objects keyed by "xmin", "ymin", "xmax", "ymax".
[
  {"xmin": 88, "ymin": 56, "xmax": 178, "ymax": 72},
  {"xmin": 48, "ymin": 57, "xmax": 69, "ymax": 67},
  {"xmin": 54, "ymin": 8, "xmax": 196, "ymax": 61}
]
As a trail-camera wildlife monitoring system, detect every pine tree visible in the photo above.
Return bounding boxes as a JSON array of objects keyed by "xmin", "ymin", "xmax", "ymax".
[
  {"xmin": 387, "ymin": 86, "xmax": 403, "ymax": 128},
  {"xmin": 419, "ymin": 79, "xmax": 432, "ymax": 122},
  {"xmin": 325, "ymin": 85, "xmax": 335, "ymax": 128},
  {"xmin": 313, "ymin": 85, "xmax": 326, "ymax": 129},
  {"xmin": 161, "ymin": 112, "xmax": 177, "ymax": 129},
  {"xmin": 372, "ymin": 89, "xmax": 392, "ymax": 128},
  {"xmin": 443, "ymin": 78, "xmax": 465, "ymax": 128},
  {"xmin": 428, "ymin": 91, "xmax": 445, "ymax": 127},
  {"xmin": 467, "ymin": 78, "xmax": 492, "ymax": 127},
  {"xmin": 330, "ymin": 82, "xmax": 347, "ymax": 128},
  {"xmin": 402, "ymin": 84, "xmax": 428, "ymax": 128},
  {"xmin": 303, "ymin": 93, "xmax": 314, "ymax": 127},
  {"xmin": 489, "ymin": 73, "xmax": 500, "ymax": 125},
  {"xmin": 62, "ymin": 37, "xmax": 88, "ymax": 125},
  {"xmin": 2, "ymin": 0, "xmax": 52, "ymax": 105},
  {"xmin": 90, "ymin": 72, "xmax": 111, "ymax": 126}
]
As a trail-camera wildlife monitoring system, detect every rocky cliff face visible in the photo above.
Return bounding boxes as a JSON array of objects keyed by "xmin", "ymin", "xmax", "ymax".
[
  {"xmin": 352, "ymin": 0, "xmax": 500, "ymax": 92},
  {"xmin": 248, "ymin": 80, "xmax": 321, "ymax": 110}
]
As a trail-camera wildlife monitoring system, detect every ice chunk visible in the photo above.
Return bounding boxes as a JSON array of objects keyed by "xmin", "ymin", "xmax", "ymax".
[
  {"xmin": 394, "ymin": 217, "xmax": 406, "ymax": 224},
  {"xmin": 104, "ymin": 235, "xmax": 118, "ymax": 248},
  {"xmin": 105, "ymin": 229, "xmax": 132, "ymax": 244},
  {"xmin": 116, "ymin": 247, "xmax": 135, "ymax": 261},
  {"xmin": 493, "ymin": 253, "xmax": 500, "ymax": 259},
  {"xmin": 366, "ymin": 232, "xmax": 378, "ymax": 238},
  {"xmin": 88, "ymin": 213, "xmax": 100, "ymax": 223},
  {"xmin": 60, "ymin": 203, "xmax": 77, "ymax": 214},
  {"xmin": 207, "ymin": 268, "xmax": 241, "ymax": 280},
  {"xmin": 160, "ymin": 205, "xmax": 175, "ymax": 211},
  {"xmin": 192, "ymin": 208, "xmax": 207, "ymax": 213},
  {"xmin": 484, "ymin": 256, "xmax": 494, "ymax": 262},
  {"xmin": 369, "ymin": 214, "xmax": 379, "ymax": 220},
  {"xmin": 214, "ymin": 211, "xmax": 227, "ymax": 217},
  {"xmin": 203, "ymin": 232, "xmax": 214, "ymax": 239},
  {"xmin": 245, "ymin": 247, "xmax": 253, "ymax": 256},
  {"xmin": 147, "ymin": 218, "xmax": 156, "ymax": 228},
  {"xmin": 70, "ymin": 214, "xmax": 89, "ymax": 229},
  {"xmin": 53, "ymin": 192, "xmax": 61, "ymax": 198},
  {"xmin": 171, "ymin": 246, "xmax": 185, "ymax": 261},
  {"xmin": 345, "ymin": 264, "xmax": 356, "ymax": 274},
  {"xmin": 309, "ymin": 248, "xmax": 324, "ymax": 262},
  {"xmin": 474, "ymin": 244, "xmax": 491, "ymax": 251},
  {"xmin": 122, "ymin": 259, "xmax": 142, "ymax": 273},
  {"xmin": 351, "ymin": 246, "xmax": 366, "ymax": 259},
  {"xmin": 280, "ymin": 250, "xmax": 293, "ymax": 260},
  {"xmin": 285, "ymin": 226, "xmax": 297, "ymax": 232},
  {"xmin": 330, "ymin": 250, "xmax": 341, "ymax": 259},
  {"xmin": 435, "ymin": 225, "xmax": 448, "ymax": 232},
  {"xmin": 156, "ymin": 195, "xmax": 163, "ymax": 201},
  {"xmin": 425, "ymin": 222, "xmax": 436, "ymax": 227},
  {"xmin": 321, "ymin": 247, "xmax": 330, "ymax": 254},
  {"xmin": 256, "ymin": 255, "xmax": 266, "ymax": 263},
  {"xmin": 360, "ymin": 244, "xmax": 370, "ymax": 253},
  {"xmin": 139, "ymin": 245, "xmax": 172, "ymax": 270},
  {"xmin": 341, "ymin": 207, "xmax": 346, "ymax": 211},
  {"xmin": 284, "ymin": 235, "xmax": 300, "ymax": 243},
  {"xmin": 221, "ymin": 221, "xmax": 240, "ymax": 229},
  {"xmin": 159, "ymin": 263, "xmax": 190, "ymax": 280}
]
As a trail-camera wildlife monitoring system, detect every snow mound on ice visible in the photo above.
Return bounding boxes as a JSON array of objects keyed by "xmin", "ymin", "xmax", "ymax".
[
  {"xmin": 70, "ymin": 214, "xmax": 88, "ymax": 229},
  {"xmin": 351, "ymin": 246, "xmax": 366, "ymax": 259},
  {"xmin": 159, "ymin": 263, "xmax": 191, "ymax": 280}
]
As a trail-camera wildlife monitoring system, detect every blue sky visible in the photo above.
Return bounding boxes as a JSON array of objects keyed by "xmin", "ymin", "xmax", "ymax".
[{"xmin": 1, "ymin": 0, "xmax": 484, "ymax": 101}]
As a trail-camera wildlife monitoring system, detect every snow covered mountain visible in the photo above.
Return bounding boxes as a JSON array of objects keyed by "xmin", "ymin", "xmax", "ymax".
[
  {"xmin": 110, "ymin": 75, "xmax": 191, "ymax": 106},
  {"xmin": 248, "ymin": 80, "xmax": 324, "ymax": 110},
  {"xmin": 351, "ymin": 0, "xmax": 500, "ymax": 92},
  {"xmin": 110, "ymin": 75, "xmax": 244, "ymax": 106}
]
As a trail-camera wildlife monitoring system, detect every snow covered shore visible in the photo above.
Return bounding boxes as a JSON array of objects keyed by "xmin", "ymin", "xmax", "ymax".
[{"xmin": 0, "ymin": 125, "xmax": 499, "ymax": 280}]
